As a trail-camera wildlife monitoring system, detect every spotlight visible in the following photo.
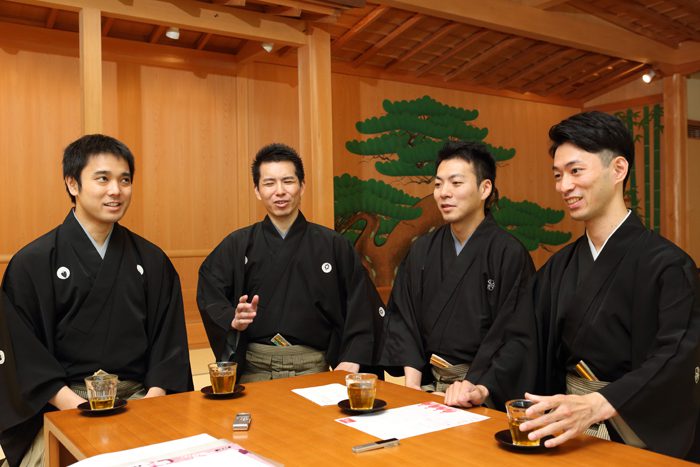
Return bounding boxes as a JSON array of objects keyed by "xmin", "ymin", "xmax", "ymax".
[
  {"xmin": 642, "ymin": 69, "xmax": 656, "ymax": 84},
  {"xmin": 165, "ymin": 27, "xmax": 180, "ymax": 40},
  {"xmin": 261, "ymin": 42, "xmax": 274, "ymax": 53}
]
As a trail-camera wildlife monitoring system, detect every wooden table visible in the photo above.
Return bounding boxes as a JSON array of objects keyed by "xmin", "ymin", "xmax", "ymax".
[{"xmin": 44, "ymin": 371, "xmax": 692, "ymax": 466}]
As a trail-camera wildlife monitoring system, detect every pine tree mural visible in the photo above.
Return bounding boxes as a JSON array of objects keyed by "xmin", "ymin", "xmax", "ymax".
[{"xmin": 335, "ymin": 95, "xmax": 571, "ymax": 286}]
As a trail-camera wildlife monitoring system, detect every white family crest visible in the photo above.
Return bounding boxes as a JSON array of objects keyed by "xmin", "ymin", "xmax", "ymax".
[
  {"xmin": 0, "ymin": 350, "xmax": 5, "ymax": 365},
  {"xmin": 378, "ymin": 307, "xmax": 386, "ymax": 318},
  {"xmin": 487, "ymin": 279, "xmax": 495, "ymax": 291},
  {"xmin": 56, "ymin": 267, "xmax": 70, "ymax": 280},
  {"xmin": 136, "ymin": 264, "xmax": 144, "ymax": 275},
  {"xmin": 244, "ymin": 256, "xmax": 248, "ymax": 265},
  {"xmin": 695, "ymin": 366, "xmax": 699, "ymax": 384},
  {"xmin": 321, "ymin": 262, "xmax": 332, "ymax": 273}
]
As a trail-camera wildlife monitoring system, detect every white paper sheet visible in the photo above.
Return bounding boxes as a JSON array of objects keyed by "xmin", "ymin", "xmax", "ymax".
[
  {"xmin": 335, "ymin": 401, "xmax": 489, "ymax": 439},
  {"xmin": 291, "ymin": 383, "xmax": 348, "ymax": 406},
  {"xmin": 69, "ymin": 434, "xmax": 275, "ymax": 467}
]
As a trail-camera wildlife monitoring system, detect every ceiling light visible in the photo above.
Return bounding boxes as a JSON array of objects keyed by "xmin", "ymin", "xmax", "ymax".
[
  {"xmin": 165, "ymin": 27, "xmax": 180, "ymax": 40},
  {"xmin": 261, "ymin": 42, "xmax": 274, "ymax": 53},
  {"xmin": 642, "ymin": 69, "xmax": 656, "ymax": 84}
]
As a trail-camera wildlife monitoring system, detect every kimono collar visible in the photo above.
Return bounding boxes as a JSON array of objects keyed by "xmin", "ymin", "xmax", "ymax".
[
  {"xmin": 262, "ymin": 211, "xmax": 308, "ymax": 240},
  {"xmin": 69, "ymin": 210, "xmax": 115, "ymax": 259},
  {"xmin": 586, "ymin": 209, "xmax": 631, "ymax": 260}
]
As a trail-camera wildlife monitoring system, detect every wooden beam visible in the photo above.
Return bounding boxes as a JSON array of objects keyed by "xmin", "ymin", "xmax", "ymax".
[
  {"xmin": 542, "ymin": 57, "xmax": 624, "ymax": 96},
  {"xmin": 196, "ymin": 32, "xmax": 212, "ymax": 50},
  {"xmin": 22, "ymin": 0, "xmax": 307, "ymax": 46},
  {"xmin": 330, "ymin": 60, "xmax": 582, "ymax": 106},
  {"xmin": 331, "ymin": 5, "xmax": 388, "ymax": 50},
  {"xmin": 298, "ymin": 27, "xmax": 334, "ymax": 228},
  {"xmin": 614, "ymin": 1, "xmax": 700, "ymax": 43},
  {"xmin": 444, "ymin": 36, "xmax": 519, "ymax": 82},
  {"xmin": 384, "ymin": 21, "xmax": 459, "ymax": 72},
  {"xmin": 79, "ymin": 6, "xmax": 102, "ymax": 134},
  {"xmin": 505, "ymin": 48, "xmax": 576, "ymax": 90},
  {"xmin": 255, "ymin": 0, "xmax": 340, "ymax": 16},
  {"xmin": 377, "ymin": 0, "xmax": 700, "ymax": 65},
  {"xmin": 565, "ymin": 62, "xmax": 646, "ymax": 100},
  {"xmin": 518, "ymin": 0, "xmax": 569, "ymax": 8},
  {"xmin": 267, "ymin": 6, "xmax": 302, "ymax": 17},
  {"xmin": 479, "ymin": 42, "xmax": 550, "ymax": 85},
  {"xmin": 415, "ymin": 29, "xmax": 489, "ymax": 77},
  {"xmin": 0, "ymin": 21, "xmax": 238, "ymax": 76},
  {"xmin": 102, "ymin": 16, "xmax": 114, "ymax": 36},
  {"xmin": 211, "ymin": 0, "xmax": 246, "ymax": 5},
  {"xmin": 351, "ymin": 13, "xmax": 422, "ymax": 67},
  {"xmin": 583, "ymin": 93, "xmax": 662, "ymax": 112},
  {"xmin": 235, "ymin": 40, "xmax": 266, "ymax": 64},
  {"xmin": 569, "ymin": 1, "xmax": 680, "ymax": 49},
  {"xmin": 45, "ymin": 8, "xmax": 58, "ymax": 28},
  {"xmin": 659, "ymin": 59, "xmax": 700, "ymax": 76},
  {"xmin": 662, "ymin": 73, "xmax": 688, "ymax": 248},
  {"xmin": 149, "ymin": 25, "xmax": 165, "ymax": 44}
]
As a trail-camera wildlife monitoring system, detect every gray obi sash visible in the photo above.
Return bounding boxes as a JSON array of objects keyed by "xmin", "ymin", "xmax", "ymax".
[
  {"xmin": 421, "ymin": 362, "xmax": 470, "ymax": 393},
  {"xmin": 241, "ymin": 343, "xmax": 329, "ymax": 383}
]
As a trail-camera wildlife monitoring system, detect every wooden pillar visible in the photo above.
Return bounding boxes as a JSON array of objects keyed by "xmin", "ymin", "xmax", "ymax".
[
  {"xmin": 79, "ymin": 7, "xmax": 102, "ymax": 134},
  {"xmin": 662, "ymin": 73, "xmax": 688, "ymax": 248},
  {"xmin": 297, "ymin": 26, "xmax": 334, "ymax": 228},
  {"xmin": 236, "ymin": 63, "xmax": 253, "ymax": 224}
]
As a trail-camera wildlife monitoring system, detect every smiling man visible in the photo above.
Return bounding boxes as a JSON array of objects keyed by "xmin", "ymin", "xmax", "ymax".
[
  {"xmin": 519, "ymin": 111, "xmax": 700, "ymax": 460},
  {"xmin": 0, "ymin": 135, "xmax": 192, "ymax": 467},
  {"xmin": 379, "ymin": 140, "xmax": 535, "ymax": 409},
  {"xmin": 197, "ymin": 143, "xmax": 383, "ymax": 383}
]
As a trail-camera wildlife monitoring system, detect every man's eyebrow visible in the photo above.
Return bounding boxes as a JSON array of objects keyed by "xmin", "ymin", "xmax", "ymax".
[{"xmin": 552, "ymin": 159, "xmax": 583, "ymax": 170}]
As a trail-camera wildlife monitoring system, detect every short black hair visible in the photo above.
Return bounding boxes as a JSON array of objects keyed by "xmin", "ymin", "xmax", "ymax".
[
  {"xmin": 63, "ymin": 134, "xmax": 135, "ymax": 203},
  {"xmin": 251, "ymin": 143, "xmax": 305, "ymax": 187},
  {"xmin": 549, "ymin": 111, "xmax": 635, "ymax": 188},
  {"xmin": 435, "ymin": 140, "xmax": 498, "ymax": 214}
]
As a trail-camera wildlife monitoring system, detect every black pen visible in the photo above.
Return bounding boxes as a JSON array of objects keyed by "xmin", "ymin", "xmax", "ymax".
[{"xmin": 352, "ymin": 438, "xmax": 400, "ymax": 453}]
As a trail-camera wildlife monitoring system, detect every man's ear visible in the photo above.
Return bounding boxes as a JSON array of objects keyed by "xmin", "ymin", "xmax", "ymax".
[
  {"xmin": 479, "ymin": 179, "xmax": 493, "ymax": 202},
  {"xmin": 65, "ymin": 177, "xmax": 80, "ymax": 197},
  {"xmin": 254, "ymin": 185, "xmax": 262, "ymax": 201},
  {"xmin": 611, "ymin": 156, "xmax": 629, "ymax": 186}
]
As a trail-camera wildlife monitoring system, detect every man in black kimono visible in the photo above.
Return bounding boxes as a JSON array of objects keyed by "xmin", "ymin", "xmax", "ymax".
[
  {"xmin": 197, "ymin": 143, "xmax": 383, "ymax": 383},
  {"xmin": 518, "ymin": 111, "xmax": 700, "ymax": 460},
  {"xmin": 0, "ymin": 135, "xmax": 192, "ymax": 467},
  {"xmin": 379, "ymin": 141, "xmax": 535, "ymax": 409}
]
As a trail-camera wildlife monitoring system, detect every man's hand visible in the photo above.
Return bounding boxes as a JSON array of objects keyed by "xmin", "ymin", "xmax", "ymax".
[
  {"xmin": 519, "ymin": 392, "xmax": 617, "ymax": 448},
  {"xmin": 333, "ymin": 362, "xmax": 360, "ymax": 373},
  {"xmin": 49, "ymin": 386, "xmax": 86, "ymax": 410},
  {"xmin": 404, "ymin": 366, "xmax": 422, "ymax": 390},
  {"xmin": 231, "ymin": 294, "xmax": 259, "ymax": 331},
  {"xmin": 144, "ymin": 387, "xmax": 166, "ymax": 398},
  {"xmin": 444, "ymin": 380, "xmax": 489, "ymax": 407}
]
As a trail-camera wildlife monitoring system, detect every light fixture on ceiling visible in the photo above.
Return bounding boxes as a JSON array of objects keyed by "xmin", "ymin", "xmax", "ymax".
[
  {"xmin": 165, "ymin": 27, "xmax": 180, "ymax": 40},
  {"xmin": 261, "ymin": 42, "xmax": 274, "ymax": 53},
  {"xmin": 642, "ymin": 69, "xmax": 656, "ymax": 84}
]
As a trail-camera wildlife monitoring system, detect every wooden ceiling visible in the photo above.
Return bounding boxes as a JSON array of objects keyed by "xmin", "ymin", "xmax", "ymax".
[{"xmin": 1, "ymin": 0, "xmax": 699, "ymax": 105}]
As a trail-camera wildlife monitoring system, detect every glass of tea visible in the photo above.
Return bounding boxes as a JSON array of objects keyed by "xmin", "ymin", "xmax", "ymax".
[
  {"xmin": 84, "ymin": 373, "xmax": 118, "ymax": 410},
  {"xmin": 505, "ymin": 399, "xmax": 540, "ymax": 446},
  {"xmin": 208, "ymin": 362, "xmax": 237, "ymax": 394},
  {"xmin": 345, "ymin": 373, "xmax": 377, "ymax": 410}
]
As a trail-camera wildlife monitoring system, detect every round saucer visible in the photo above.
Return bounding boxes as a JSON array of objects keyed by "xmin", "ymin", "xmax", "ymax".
[
  {"xmin": 201, "ymin": 384, "xmax": 245, "ymax": 399},
  {"xmin": 494, "ymin": 429, "xmax": 548, "ymax": 453},
  {"xmin": 337, "ymin": 398, "xmax": 387, "ymax": 414},
  {"xmin": 78, "ymin": 399, "xmax": 127, "ymax": 416}
]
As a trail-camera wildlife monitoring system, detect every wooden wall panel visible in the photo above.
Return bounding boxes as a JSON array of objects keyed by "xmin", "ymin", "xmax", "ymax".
[
  {"xmin": 331, "ymin": 74, "xmax": 584, "ymax": 268},
  {"xmin": 688, "ymin": 138, "xmax": 700, "ymax": 265},
  {"xmin": 0, "ymin": 49, "xmax": 82, "ymax": 258}
]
